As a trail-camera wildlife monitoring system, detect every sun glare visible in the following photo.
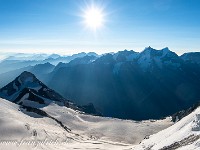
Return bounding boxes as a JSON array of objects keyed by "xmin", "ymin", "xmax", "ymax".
[{"xmin": 84, "ymin": 7, "xmax": 104, "ymax": 30}]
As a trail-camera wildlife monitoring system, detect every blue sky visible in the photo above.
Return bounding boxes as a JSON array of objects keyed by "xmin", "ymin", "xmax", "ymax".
[{"xmin": 0, "ymin": 0, "xmax": 200, "ymax": 55}]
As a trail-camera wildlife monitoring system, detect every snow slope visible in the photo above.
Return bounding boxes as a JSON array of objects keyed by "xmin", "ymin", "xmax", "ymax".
[
  {"xmin": 42, "ymin": 104, "xmax": 172, "ymax": 145},
  {"xmin": 132, "ymin": 106, "xmax": 200, "ymax": 150},
  {"xmin": 0, "ymin": 98, "xmax": 172, "ymax": 150}
]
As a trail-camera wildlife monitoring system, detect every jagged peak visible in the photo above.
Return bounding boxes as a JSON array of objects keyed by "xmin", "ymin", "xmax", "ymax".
[
  {"xmin": 48, "ymin": 53, "xmax": 60, "ymax": 59},
  {"xmin": 17, "ymin": 71, "xmax": 38, "ymax": 84},
  {"xmin": 160, "ymin": 47, "xmax": 172, "ymax": 56},
  {"xmin": 119, "ymin": 49, "xmax": 137, "ymax": 53},
  {"xmin": 161, "ymin": 47, "xmax": 170, "ymax": 51},
  {"xmin": 145, "ymin": 46, "xmax": 154, "ymax": 50},
  {"xmin": 142, "ymin": 46, "xmax": 157, "ymax": 53},
  {"xmin": 143, "ymin": 46, "xmax": 170, "ymax": 52},
  {"xmin": 113, "ymin": 50, "xmax": 139, "ymax": 61},
  {"xmin": 0, "ymin": 71, "xmax": 44, "ymax": 97},
  {"xmin": 19, "ymin": 71, "xmax": 36, "ymax": 78},
  {"xmin": 87, "ymin": 52, "xmax": 98, "ymax": 57},
  {"xmin": 34, "ymin": 62, "xmax": 54, "ymax": 67},
  {"xmin": 141, "ymin": 47, "xmax": 174, "ymax": 56}
]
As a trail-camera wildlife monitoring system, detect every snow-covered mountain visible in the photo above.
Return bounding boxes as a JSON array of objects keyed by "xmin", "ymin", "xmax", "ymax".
[
  {"xmin": 42, "ymin": 47, "xmax": 200, "ymax": 120},
  {"xmin": 91, "ymin": 47, "xmax": 182, "ymax": 71},
  {"xmin": 132, "ymin": 105, "xmax": 200, "ymax": 150},
  {"xmin": 0, "ymin": 71, "xmax": 100, "ymax": 115},
  {"xmin": 0, "ymin": 71, "xmax": 72, "ymax": 107},
  {"xmin": 137, "ymin": 47, "xmax": 181, "ymax": 70},
  {"xmin": 0, "ymin": 62, "xmax": 55, "ymax": 88}
]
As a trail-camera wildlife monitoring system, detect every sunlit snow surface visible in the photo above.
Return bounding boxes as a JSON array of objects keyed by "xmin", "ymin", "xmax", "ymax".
[
  {"xmin": 0, "ymin": 98, "xmax": 172, "ymax": 150},
  {"xmin": 132, "ymin": 107, "xmax": 200, "ymax": 150}
]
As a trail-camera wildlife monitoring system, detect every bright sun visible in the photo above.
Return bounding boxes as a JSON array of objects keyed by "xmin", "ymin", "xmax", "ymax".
[{"xmin": 84, "ymin": 7, "xmax": 104, "ymax": 30}]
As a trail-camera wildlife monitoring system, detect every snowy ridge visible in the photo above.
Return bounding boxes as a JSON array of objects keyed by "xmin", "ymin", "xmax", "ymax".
[
  {"xmin": 0, "ymin": 71, "xmax": 67, "ymax": 106},
  {"xmin": 132, "ymin": 106, "xmax": 200, "ymax": 150},
  {"xmin": 113, "ymin": 50, "xmax": 139, "ymax": 62},
  {"xmin": 0, "ymin": 71, "xmax": 102, "ymax": 116},
  {"xmin": 137, "ymin": 46, "xmax": 181, "ymax": 70},
  {"xmin": 110, "ymin": 47, "xmax": 182, "ymax": 73}
]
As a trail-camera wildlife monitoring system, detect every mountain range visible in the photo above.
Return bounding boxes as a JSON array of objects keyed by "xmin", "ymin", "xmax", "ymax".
[
  {"xmin": 0, "ymin": 47, "xmax": 200, "ymax": 149},
  {"xmin": 0, "ymin": 47, "xmax": 200, "ymax": 120},
  {"xmin": 0, "ymin": 52, "xmax": 99, "ymax": 74}
]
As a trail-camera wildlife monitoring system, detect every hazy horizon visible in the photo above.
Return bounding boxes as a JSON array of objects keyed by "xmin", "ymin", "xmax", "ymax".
[
  {"xmin": 0, "ymin": 46, "xmax": 198, "ymax": 57},
  {"xmin": 0, "ymin": 46, "xmax": 199, "ymax": 57}
]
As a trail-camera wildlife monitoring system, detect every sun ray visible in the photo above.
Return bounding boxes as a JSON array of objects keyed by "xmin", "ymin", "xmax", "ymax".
[
  {"xmin": 81, "ymin": 3, "xmax": 106, "ymax": 32},
  {"xmin": 84, "ymin": 6, "xmax": 104, "ymax": 30}
]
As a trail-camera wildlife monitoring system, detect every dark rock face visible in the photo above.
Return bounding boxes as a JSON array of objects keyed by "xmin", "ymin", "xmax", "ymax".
[
  {"xmin": 160, "ymin": 134, "xmax": 200, "ymax": 150},
  {"xmin": 172, "ymin": 101, "xmax": 200, "ymax": 122}
]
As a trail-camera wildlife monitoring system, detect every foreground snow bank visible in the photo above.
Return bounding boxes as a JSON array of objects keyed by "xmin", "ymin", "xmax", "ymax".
[
  {"xmin": 0, "ymin": 98, "xmax": 172, "ymax": 150},
  {"xmin": 132, "ymin": 107, "xmax": 200, "ymax": 150}
]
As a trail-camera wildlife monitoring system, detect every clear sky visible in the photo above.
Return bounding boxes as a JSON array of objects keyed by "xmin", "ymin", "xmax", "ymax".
[{"xmin": 0, "ymin": 0, "xmax": 200, "ymax": 55}]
